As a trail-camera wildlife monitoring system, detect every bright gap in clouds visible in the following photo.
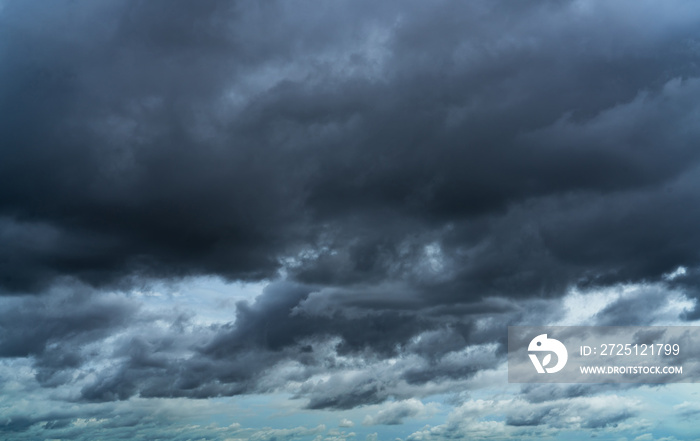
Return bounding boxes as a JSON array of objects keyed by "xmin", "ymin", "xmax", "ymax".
[
  {"xmin": 129, "ymin": 276, "xmax": 268, "ymax": 326},
  {"xmin": 556, "ymin": 282, "xmax": 697, "ymax": 326}
]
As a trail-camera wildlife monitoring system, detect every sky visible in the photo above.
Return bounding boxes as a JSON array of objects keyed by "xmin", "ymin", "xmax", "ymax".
[{"xmin": 2, "ymin": 0, "xmax": 700, "ymax": 440}]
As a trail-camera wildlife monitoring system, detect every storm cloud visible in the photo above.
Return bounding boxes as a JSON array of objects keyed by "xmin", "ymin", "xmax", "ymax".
[
  {"xmin": 2, "ymin": 0, "xmax": 700, "ymax": 439},
  {"xmin": 3, "ymin": 0, "xmax": 700, "ymax": 297}
]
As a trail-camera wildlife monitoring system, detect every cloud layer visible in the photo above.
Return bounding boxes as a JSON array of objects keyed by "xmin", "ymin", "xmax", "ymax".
[{"xmin": 2, "ymin": 0, "xmax": 700, "ymax": 439}]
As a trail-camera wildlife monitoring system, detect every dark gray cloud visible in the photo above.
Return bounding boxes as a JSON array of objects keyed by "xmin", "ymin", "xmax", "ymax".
[
  {"xmin": 2, "ymin": 0, "xmax": 700, "ymax": 299},
  {"xmin": 73, "ymin": 281, "xmax": 512, "ymax": 406},
  {"xmin": 0, "ymin": 286, "xmax": 137, "ymax": 387},
  {"xmin": 3, "ymin": 0, "xmax": 700, "ymax": 438}
]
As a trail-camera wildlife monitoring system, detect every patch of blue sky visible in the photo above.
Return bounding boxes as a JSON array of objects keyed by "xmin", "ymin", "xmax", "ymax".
[{"xmin": 129, "ymin": 276, "xmax": 268, "ymax": 326}]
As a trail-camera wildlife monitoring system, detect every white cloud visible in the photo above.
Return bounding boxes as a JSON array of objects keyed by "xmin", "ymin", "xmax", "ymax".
[
  {"xmin": 406, "ymin": 394, "xmax": 643, "ymax": 440},
  {"xmin": 363, "ymin": 399, "xmax": 437, "ymax": 426}
]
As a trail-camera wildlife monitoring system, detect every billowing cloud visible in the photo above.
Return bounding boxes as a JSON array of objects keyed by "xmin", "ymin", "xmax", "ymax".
[
  {"xmin": 2, "ymin": 0, "xmax": 700, "ymax": 298},
  {"xmin": 406, "ymin": 394, "xmax": 643, "ymax": 440},
  {"xmin": 362, "ymin": 399, "xmax": 435, "ymax": 426},
  {"xmin": 3, "ymin": 0, "xmax": 700, "ymax": 439}
]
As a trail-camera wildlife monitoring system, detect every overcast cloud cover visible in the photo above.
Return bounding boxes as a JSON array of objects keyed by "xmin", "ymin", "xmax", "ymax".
[{"xmin": 3, "ymin": 0, "xmax": 700, "ymax": 439}]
